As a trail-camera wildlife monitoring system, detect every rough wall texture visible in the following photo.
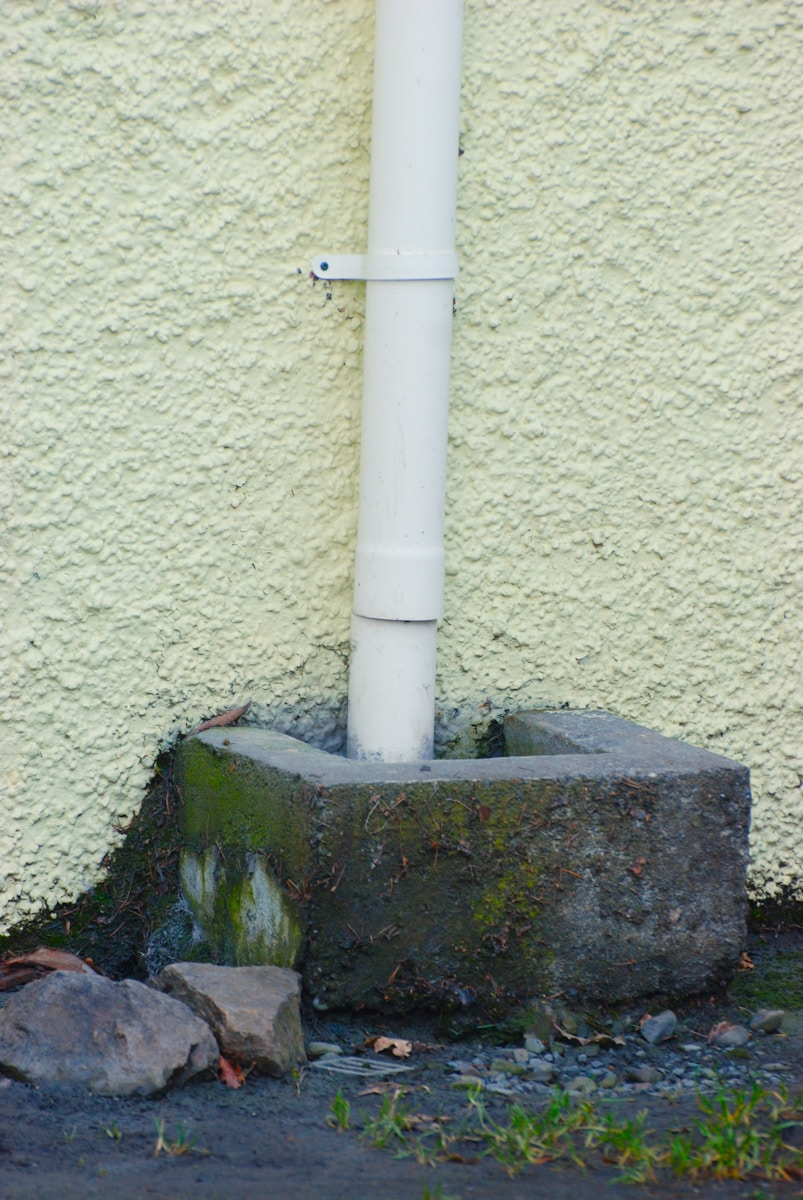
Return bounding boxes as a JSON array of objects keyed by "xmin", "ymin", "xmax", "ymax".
[{"xmin": 1, "ymin": 0, "xmax": 801, "ymax": 928}]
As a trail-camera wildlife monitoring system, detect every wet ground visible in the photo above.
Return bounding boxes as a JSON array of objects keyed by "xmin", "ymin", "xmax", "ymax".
[{"xmin": 1, "ymin": 928, "xmax": 802, "ymax": 1200}]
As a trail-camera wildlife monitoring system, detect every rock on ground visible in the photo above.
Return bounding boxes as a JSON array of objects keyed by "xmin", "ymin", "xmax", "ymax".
[
  {"xmin": 0, "ymin": 971, "xmax": 218, "ymax": 1095},
  {"xmin": 152, "ymin": 962, "xmax": 305, "ymax": 1076},
  {"xmin": 750, "ymin": 1008, "xmax": 785, "ymax": 1034},
  {"xmin": 640, "ymin": 1010, "xmax": 677, "ymax": 1045}
]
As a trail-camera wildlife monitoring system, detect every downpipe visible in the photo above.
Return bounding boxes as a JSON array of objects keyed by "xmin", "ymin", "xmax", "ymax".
[{"xmin": 314, "ymin": 0, "xmax": 463, "ymax": 761}]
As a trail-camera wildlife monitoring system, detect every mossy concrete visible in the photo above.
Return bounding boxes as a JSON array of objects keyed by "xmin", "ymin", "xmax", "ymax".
[
  {"xmin": 179, "ymin": 847, "xmax": 302, "ymax": 969},
  {"xmin": 173, "ymin": 711, "xmax": 751, "ymax": 1016}
]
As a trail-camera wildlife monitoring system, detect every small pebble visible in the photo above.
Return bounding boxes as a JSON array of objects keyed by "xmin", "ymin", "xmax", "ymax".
[
  {"xmin": 490, "ymin": 1059, "xmax": 526, "ymax": 1076},
  {"xmin": 626, "ymin": 1065, "xmax": 663, "ymax": 1084},
  {"xmin": 525, "ymin": 1036, "xmax": 546, "ymax": 1054},
  {"xmin": 713, "ymin": 1025, "xmax": 751, "ymax": 1049},
  {"xmin": 448, "ymin": 1061, "xmax": 481, "ymax": 1076},
  {"xmin": 560, "ymin": 1013, "xmax": 580, "ymax": 1036},
  {"xmin": 527, "ymin": 1061, "xmax": 554, "ymax": 1083},
  {"xmin": 307, "ymin": 1042, "xmax": 343, "ymax": 1058},
  {"xmin": 566, "ymin": 1075, "xmax": 596, "ymax": 1094},
  {"xmin": 512, "ymin": 1047, "xmax": 529, "ymax": 1064},
  {"xmin": 750, "ymin": 1009, "xmax": 784, "ymax": 1034},
  {"xmin": 640, "ymin": 1011, "xmax": 677, "ymax": 1045}
]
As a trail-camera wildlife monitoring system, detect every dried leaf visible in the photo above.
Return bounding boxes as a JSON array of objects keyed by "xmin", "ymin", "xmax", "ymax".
[
  {"xmin": 188, "ymin": 701, "xmax": 251, "ymax": 737},
  {"xmin": 738, "ymin": 951, "xmax": 755, "ymax": 971},
  {"xmin": 0, "ymin": 968, "xmax": 41, "ymax": 992},
  {"xmin": 553, "ymin": 1024, "xmax": 625, "ymax": 1048},
  {"xmin": 476, "ymin": 804, "xmax": 491, "ymax": 823},
  {"xmin": 365, "ymin": 1035, "xmax": 413, "ymax": 1059},
  {"xmin": 218, "ymin": 1056, "xmax": 245, "ymax": 1089},
  {"xmin": 707, "ymin": 1021, "xmax": 734, "ymax": 1043},
  {"xmin": 1, "ymin": 947, "xmax": 98, "ymax": 975}
]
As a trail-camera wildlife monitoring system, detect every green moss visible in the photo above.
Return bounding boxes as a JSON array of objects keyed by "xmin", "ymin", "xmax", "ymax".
[
  {"xmin": 175, "ymin": 738, "xmax": 312, "ymax": 878},
  {"xmin": 179, "ymin": 847, "xmax": 302, "ymax": 968},
  {"xmin": 303, "ymin": 774, "xmax": 562, "ymax": 1013},
  {"xmin": 472, "ymin": 866, "xmax": 541, "ymax": 931},
  {"xmin": 728, "ymin": 950, "xmax": 803, "ymax": 1010}
]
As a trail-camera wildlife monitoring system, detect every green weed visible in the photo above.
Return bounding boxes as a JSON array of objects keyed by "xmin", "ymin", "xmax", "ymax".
[
  {"xmin": 153, "ymin": 1117, "xmax": 203, "ymax": 1157},
  {"xmin": 594, "ymin": 1109, "xmax": 663, "ymax": 1184},
  {"xmin": 361, "ymin": 1090, "xmax": 420, "ymax": 1151},
  {"xmin": 666, "ymin": 1080, "xmax": 803, "ymax": 1181},
  {"xmin": 326, "ymin": 1088, "xmax": 351, "ymax": 1132},
  {"xmin": 335, "ymin": 1077, "xmax": 803, "ymax": 1184},
  {"xmin": 470, "ymin": 1088, "xmax": 601, "ymax": 1175},
  {"xmin": 421, "ymin": 1185, "xmax": 458, "ymax": 1200}
]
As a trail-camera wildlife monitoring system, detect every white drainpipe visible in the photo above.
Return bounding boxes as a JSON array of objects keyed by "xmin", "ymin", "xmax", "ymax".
[{"xmin": 313, "ymin": 0, "xmax": 464, "ymax": 761}]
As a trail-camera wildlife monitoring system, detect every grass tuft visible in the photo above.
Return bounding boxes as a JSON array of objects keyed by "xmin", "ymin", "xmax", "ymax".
[{"xmin": 335, "ymin": 1078, "xmax": 803, "ymax": 1185}]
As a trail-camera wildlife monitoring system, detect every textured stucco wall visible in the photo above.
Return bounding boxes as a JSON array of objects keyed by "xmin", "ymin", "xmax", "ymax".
[{"xmin": 2, "ymin": 0, "xmax": 801, "ymax": 929}]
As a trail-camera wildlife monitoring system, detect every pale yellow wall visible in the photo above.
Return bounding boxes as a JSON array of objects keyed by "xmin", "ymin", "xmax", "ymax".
[{"xmin": 2, "ymin": 0, "xmax": 801, "ymax": 929}]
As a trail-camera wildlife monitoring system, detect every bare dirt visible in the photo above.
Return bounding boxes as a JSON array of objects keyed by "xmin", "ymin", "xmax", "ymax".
[{"xmin": 2, "ymin": 931, "xmax": 803, "ymax": 1200}]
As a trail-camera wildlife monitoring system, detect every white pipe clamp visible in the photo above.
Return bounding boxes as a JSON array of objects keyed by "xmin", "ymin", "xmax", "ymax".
[{"xmin": 311, "ymin": 251, "xmax": 458, "ymax": 281}]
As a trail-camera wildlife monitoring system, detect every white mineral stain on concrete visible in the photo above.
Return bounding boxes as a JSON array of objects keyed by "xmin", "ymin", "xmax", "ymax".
[
  {"xmin": 180, "ymin": 847, "xmax": 301, "ymax": 968},
  {"xmin": 1, "ymin": 0, "xmax": 801, "ymax": 927},
  {"xmin": 180, "ymin": 847, "xmax": 219, "ymax": 929}
]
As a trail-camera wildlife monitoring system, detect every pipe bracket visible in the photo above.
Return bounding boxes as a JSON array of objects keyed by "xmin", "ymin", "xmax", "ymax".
[{"xmin": 311, "ymin": 251, "xmax": 458, "ymax": 281}]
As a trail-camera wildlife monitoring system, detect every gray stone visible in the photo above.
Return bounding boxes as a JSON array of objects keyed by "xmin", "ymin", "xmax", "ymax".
[
  {"xmin": 0, "ymin": 971, "xmax": 217, "ymax": 1096},
  {"xmin": 490, "ymin": 1058, "xmax": 526, "ymax": 1075},
  {"xmin": 528, "ymin": 1060, "xmax": 555, "ymax": 1083},
  {"xmin": 447, "ymin": 1060, "xmax": 477, "ymax": 1075},
  {"xmin": 176, "ymin": 709, "xmax": 751, "ymax": 1012},
  {"xmin": 307, "ymin": 1041, "xmax": 343, "ymax": 1058},
  {"xmin": 152, "ymin": 962, "xmax": 304, "ymax": 1077},
  {"xmin": 750, "ymin": 1009, "xmax": 785, "ymax": 1034},
  {"xmin": 566, "ymin": 1075, "xmax": 596, "ymax": 1094},
  {"xmin": 640, "ymin": 1010, "xmax": 678, "ymax": 1044},
  {"xmin": 713, "ymin": 1023, "xmax": 751, "ymax": 1048},
  {"xmin": 626, "ymin": 1065, "xmax": 663, "ymax": 1084}
]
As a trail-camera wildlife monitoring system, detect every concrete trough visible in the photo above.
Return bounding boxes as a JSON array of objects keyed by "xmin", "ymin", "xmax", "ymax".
[{"xmin": 174, "ymin": 710, "xmax": 751, "ymax": 1015}]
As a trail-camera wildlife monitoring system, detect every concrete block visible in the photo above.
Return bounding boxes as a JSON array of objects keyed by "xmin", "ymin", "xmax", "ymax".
[{"xmin": 174, "ymin": 710, "xmax": 751, "ymax": 1014}]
